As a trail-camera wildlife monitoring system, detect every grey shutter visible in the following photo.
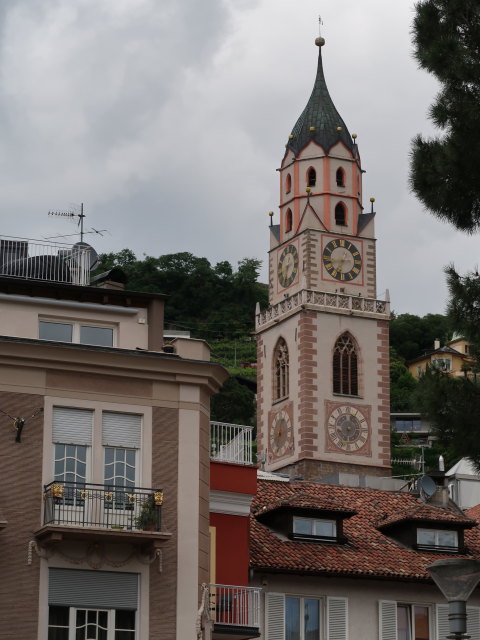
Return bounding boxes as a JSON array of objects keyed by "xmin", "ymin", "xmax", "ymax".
[
  {"xmin": 265, "ymin": 592, "xmax": 285, "ymax": 640},
  {"xmin": 328, "ymin": 597, "xmax": 348, "ymax": 640},
  {"xmin": 49, "ymin": 568, "xmax": 138, "ymax": 610},
  {"xmin": 379, "ymin": 600, "xmax": 397, "ymax": 640},
  {"xmin": 102, "ymin": 412, "xmax": 141, "ymax": 448},
  {"xmin": 467, "ymin": 606, "xmax": 480, "ymax": 640},
  {"xmin": 52, "ymin": 407, "xmax": 93, "ymax": 445},
  {"xmin": 436, "ymin": 604, "xmax": 449, "ymax": 640}
]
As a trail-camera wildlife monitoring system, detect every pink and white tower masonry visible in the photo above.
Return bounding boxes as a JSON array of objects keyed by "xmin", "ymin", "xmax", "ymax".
[{"xmin": 256, "ymin": 37, "xmax": 391, "ymax": 481}]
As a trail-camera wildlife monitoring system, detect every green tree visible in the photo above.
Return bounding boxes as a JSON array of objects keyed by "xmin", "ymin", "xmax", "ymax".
[
  {"xmin": 410, "ymin": 0, "xmax": 480, "ymax": 231},
  {"xmin": 210, "ymin": 377, "xmax": 256, "ymax": 426},
  {"xmin": 390, "ymin": 313, "xmax": 451, "ymax": 361},
  {"xmin": 390, "ymin": 348, "xmax": 418, "ymax": 411},
  {"xmin": 415, "ymin": 369, "xmax": 480, "ymax": 471}
]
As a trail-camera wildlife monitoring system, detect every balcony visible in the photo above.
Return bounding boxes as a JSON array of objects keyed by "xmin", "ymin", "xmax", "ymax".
[
  {"xmin": 210, "ymin": 422, "xmax": 254, "ymax": 465},
  {"xmin": 256, "ymin": 288, "xmax": 390, "ymax": 329},
  {"xmin": 35, "ymin": 481, "xmax": 170, "ymax": 549},
  {"xmin": 210, "ymin": 584, "xmax": 261, "ymax": 640},
  {"xmin": 0, "ymin": 236, "xmax": 94, "ymax": 286}
]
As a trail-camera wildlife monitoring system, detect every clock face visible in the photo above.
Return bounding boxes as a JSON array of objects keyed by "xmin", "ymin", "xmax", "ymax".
[
  {"xmin": 277, "ymin": 244, "xmax": 299, "ymax": 289},
  {"xmin": 269, "ymin": 409, "xmax": 293, "ymax": 459},
  {"xmin": 327, "ymin": 405, "xmax": 369, "ymax": 452},
  {"xmin": 322, "ymin": 238, "xmax": 362, "ymax": 282}
]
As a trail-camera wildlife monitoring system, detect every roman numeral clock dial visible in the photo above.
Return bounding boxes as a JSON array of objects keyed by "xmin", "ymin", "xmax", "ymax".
[
  {"xmin": 322, "ymin": 238, "xmax": 362, "ymax": 282},
  {"xmin": 277, "ymin": 244, "xmax": 299, "ymax": 289},
  {"xmin": 327, "ymin": 404, "xmax": 370, "ymax": 453}
]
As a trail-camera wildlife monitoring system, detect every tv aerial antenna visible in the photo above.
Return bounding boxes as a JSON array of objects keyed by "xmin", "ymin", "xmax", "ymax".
[{"xmin": 46, "ymin": 203, "xmax": 108, "ymax": 242}]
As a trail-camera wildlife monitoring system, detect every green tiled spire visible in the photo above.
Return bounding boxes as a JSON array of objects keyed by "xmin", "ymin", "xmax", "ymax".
[{"xmin": 287, "ymin": 39, "xmax": 355, "ymax": 156}]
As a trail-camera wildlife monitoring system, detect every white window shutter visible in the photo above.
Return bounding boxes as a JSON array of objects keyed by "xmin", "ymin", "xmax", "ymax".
[
  {"xmin": 379, "ymin": 600, "xmax": 397, "ymax": 640},
  {"xmin": 52, "ymin": 407, "xmax": 93, "ymax": 445},
  {"xmin": 265, "ymin": 592, "xmax": 285, "ymax": 640},
  {"xmin": 436, "ymin": 604, "xmax": 450, "ymax": 640},
  {"xmin": 328, "ymin": 597, "xmax": 348, "ymax": 640},
  {"xmin": 102, "ymin": 412, "xmax": 141, "ymax": 449},
  {"xmin": 467, "ymin": 606, "xmax": 480, "ymax": 640}
]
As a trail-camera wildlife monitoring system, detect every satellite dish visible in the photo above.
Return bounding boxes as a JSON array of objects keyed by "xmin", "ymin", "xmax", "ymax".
[
  {"xmin": 416, "ymin": 475, "xmax": 437, "ymax": 499},
  {"xmin": 71, "ymin": 242, "xmax": 99, "ymax": 271}
]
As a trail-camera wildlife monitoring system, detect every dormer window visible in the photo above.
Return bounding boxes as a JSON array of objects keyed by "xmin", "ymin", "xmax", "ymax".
[
  {"xmin": 417, "ymin": 528, "xmax": 458, "ymax": 551},
  {"xmin": 293, "ymin": 517, "xmax": 336, "ymax": 540}
]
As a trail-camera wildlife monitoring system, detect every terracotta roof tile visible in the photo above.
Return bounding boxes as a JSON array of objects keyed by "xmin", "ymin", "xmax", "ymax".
[{"xmin": 250, "ymin": 480, "xmax": 480, "ymax": 582}]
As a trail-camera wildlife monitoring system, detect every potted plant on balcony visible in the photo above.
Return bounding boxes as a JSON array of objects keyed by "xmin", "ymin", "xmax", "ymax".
[{"xmin": 135, "ymin": 497, "xmax": 158, "ymax": 531}]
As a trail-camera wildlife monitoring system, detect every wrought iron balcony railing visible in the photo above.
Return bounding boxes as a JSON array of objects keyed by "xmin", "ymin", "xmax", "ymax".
[
  {"xmin": 209, "ymin": 584, "xmax": 261, "ymax": 631},
  {"xmin": 0, "ymin": 236, "xmax": 93, "ymax": 285},
  {"xmin": 210, "ymin": 421, "xmax": 254, "ymax": 465},
  {"xmin": 43, "ymin": 481, "xmax": 163, "ymax": 532}
]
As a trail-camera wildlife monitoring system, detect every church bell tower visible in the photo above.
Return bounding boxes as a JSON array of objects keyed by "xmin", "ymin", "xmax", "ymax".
[{"xmin": 256, "ymin": 37, "xmax": 391, "ymax": 481}]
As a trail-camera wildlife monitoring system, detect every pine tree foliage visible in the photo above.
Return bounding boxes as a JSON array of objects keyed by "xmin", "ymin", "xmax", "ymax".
[
  {"xmin": 446, "ymin": 265, "xmax": 480, "ymax": 351},
  {"xmin": 410, "ymin": 0, "xmax": 480, "ymax": 230}
]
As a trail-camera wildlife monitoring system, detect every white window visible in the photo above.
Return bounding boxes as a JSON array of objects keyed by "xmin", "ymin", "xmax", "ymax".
[
  {"xmin": 293, "ymin": 517, "xmax": 336, "ymax": 538},
  {"xmin": 417, "ymin": 529, "xmax": 458, "ymax": 550},
  {"xmin": 265, "ymin": 593, "xmax": 347, "ymax": 640},
  {"xmin": 39, "ymin": 320, "xmax": 115, "ymax": 347},
  {"xmin": 286, "ymin": 597, "xmax": 320, "ymax": 640},
  {"xmin": 48, "ymin": 606, "xmax": 135, "ymax": 639},
  {"xmin": 48, "ymin": 568, "xmax": 138, "ymax": 639}
]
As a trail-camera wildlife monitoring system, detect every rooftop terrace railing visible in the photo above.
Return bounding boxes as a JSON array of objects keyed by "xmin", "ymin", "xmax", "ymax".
[
  {"xmin": 0, "ymin": 236, "xmax": 92, "ymax": 285},
  {"xmin": 210, "ymin": 421, "xmax": 254, "ymax": 465}
]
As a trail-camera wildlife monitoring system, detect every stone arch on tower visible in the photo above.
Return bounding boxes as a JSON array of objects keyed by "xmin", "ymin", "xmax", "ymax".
[
  {"xmin": 273, "ymin": 337, "xmax": 289, "ymax": 402},
  {"xmin": 332, "ymin": 331, "xmax": 360, "ymax": 396}
]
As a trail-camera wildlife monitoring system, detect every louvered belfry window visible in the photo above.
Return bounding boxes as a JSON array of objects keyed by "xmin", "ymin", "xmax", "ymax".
[
  {"xmin": 333, "ymin": 333, "xmax": 358, "ymax": 395},
  {"xmin": 274, "ymin": 338, "xmax": 289, "ymax": 401}
]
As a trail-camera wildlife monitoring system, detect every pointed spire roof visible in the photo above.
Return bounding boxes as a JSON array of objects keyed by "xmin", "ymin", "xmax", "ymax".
[{"xmin": 287, "ymin": 38, "xmax": 355, "ymax": 156}]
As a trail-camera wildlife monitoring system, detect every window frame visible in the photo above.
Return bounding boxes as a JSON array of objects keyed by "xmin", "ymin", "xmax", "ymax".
[
  {"xmin": 292, "ymin": 516, "xmax": 337, "ymax": 541},
  {"xmin": 39, "ymin": 318, "xmax": 116, "ymax": 347},
  {"xmin": 416, "ymin": 528, "xmax": 458, "ymax": 552},
  {"xmin": 48, "ymin": 605, "xmax": 136, "ymax": 639},
  {"xmin": 285, "ymin": 595, "xmax": 322, "ymax": 640},
  {"xmin": 396, "ymin": 602, "xmax": 431, "ymax": 640},
  {"xmin": 333, "ymin": 332, "xmax": 359, "ymax": 397}
]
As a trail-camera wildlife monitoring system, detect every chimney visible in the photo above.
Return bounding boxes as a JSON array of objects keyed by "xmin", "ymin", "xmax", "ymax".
[{"xmin": 434, "ymin": 339, "xmax": 440, "ymax": 350}]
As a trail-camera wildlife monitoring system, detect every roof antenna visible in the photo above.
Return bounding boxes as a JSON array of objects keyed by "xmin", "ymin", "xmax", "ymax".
[{"xmin": 47, "ymin": 203, "xmax": 107, "ymax": 242}]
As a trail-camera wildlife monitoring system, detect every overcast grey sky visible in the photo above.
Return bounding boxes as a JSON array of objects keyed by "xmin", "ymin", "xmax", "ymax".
[{"xmin": 0, "ymin": 0, "xmax": 476, "ymax": 316}]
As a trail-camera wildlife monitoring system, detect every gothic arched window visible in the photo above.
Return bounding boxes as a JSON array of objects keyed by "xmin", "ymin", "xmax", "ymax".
[
  {"xmin": 307, "ymin": 167, "xmax": 316, "ymax": 187},
  {"xmin": 333, "ymin": 333, "xmax": 358, "ymax": 395},
  {"xmin": 336, "ymin": 167, "xmax": 345, "ymax": 187},
  {"xmin": 274, "ymin": 338, "xmax": 289, "ymax": 400},
  {"xmin": 335, "ymin": 202, "xmax": 346, "ymax": 226}
]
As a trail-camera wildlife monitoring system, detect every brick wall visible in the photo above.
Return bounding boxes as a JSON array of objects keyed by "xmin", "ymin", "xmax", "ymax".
[
  {"xmin": 297, "ymin": 311, "xmax": 318, "ymax": 459},
  {"xmin": 150, "ymin": 406, "xmax": 179, "ymax": 639},
  {"xmin": 0, "ymin": 390, "xmax": 44, "ymax": 639}
]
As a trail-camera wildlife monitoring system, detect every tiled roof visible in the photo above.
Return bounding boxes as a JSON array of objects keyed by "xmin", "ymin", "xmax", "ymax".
[
  {"xmin": 254, "ymin": 490, "xmax": 356, "ymax": 518},
  {"xmin": 466, "ymin": 504, "xmax": 480, "ymax": 523},
  {"xmin": 377, "ymin": 503, "xmax": 476, "ymax": 529},
  {"xmin": 250, "ymin": 479, "xmax": 480, "ymax": 582}
]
